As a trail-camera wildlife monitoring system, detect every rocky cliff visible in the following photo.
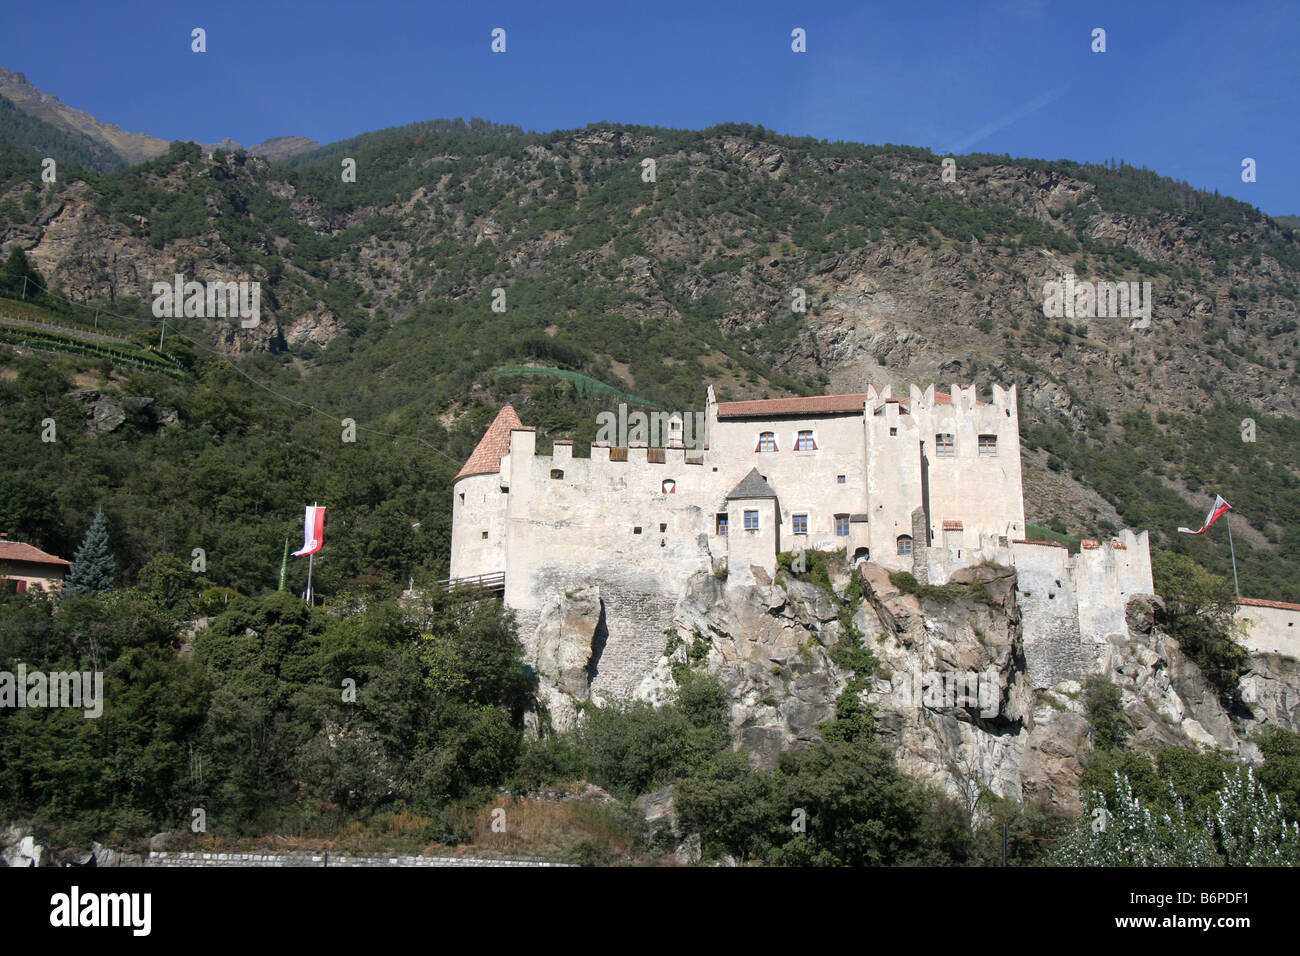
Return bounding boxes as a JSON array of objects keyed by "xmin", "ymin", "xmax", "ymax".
[{"xmin": 525, "ymin": 558, "xmax": 1300, "ymax": 815}]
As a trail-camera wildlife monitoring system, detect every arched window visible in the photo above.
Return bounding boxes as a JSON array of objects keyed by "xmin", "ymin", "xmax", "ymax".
[
  {"xmin": 897, "ymin": 534, "xmax": 913, "ymax": 556},
  {"xmin": 662, "ymin": 478, "xmax": 676, "ymax": 494},
  {"xmin": 756, "ymin": 431, "xmax": 777, "ymax": 452}
]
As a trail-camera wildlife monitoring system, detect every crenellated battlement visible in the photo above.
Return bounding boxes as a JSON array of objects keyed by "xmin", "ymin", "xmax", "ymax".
[{"xmin": 449, "ymin": 384, "xmax": 1158, "ymax": 699}]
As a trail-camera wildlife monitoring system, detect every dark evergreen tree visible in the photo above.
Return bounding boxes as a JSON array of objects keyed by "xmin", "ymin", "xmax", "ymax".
[{"xmin": 64, "ymin": 510, "xmax": 116, "ymax": 595}]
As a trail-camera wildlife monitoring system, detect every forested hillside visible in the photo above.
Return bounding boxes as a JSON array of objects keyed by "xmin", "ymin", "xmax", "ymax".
[{"xmin": 0, "ymin": 119, "xmax": 1298, "ymax": 601}]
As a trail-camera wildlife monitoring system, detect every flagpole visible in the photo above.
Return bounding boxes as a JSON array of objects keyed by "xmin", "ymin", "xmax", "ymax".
[
  {"xmin": 304, "ymin": 500, "xmax": 318, "ymax": 606},
  {"xmin": 1225, "ymin": 511, "xmax": 1240, "ymax": 599}
]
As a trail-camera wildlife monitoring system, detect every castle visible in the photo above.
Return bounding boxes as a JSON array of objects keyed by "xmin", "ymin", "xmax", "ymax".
[{"xmin": 450, "ymin": 383, "xmax": 1166, "ymax": 697}]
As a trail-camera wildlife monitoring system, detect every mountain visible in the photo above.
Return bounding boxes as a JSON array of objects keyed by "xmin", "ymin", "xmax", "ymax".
[
  {"xmin": 0, "ymin": 118, "xmax": 1298, "ymax": 603},
  {"xmin": 0, "ymin": 66, "xmax": 168, "ymax": 164},
  {"xmin": 0, "ymin": 92, "xmax": 126, "ymax": 173},
  {"xmin": 0, "ymin": 67, "xmax": 319, "ymax": 167}
]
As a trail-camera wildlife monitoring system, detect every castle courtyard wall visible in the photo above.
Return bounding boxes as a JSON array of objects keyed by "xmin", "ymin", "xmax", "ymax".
[{"xmin": 1234, "ymin": 601, "xmax": 1300, "ymax": 659}]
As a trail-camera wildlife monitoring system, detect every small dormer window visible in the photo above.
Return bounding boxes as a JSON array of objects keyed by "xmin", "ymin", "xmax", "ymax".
[{"xmin": 756, "ymin": 432, "xmax": 777, "ymax": 453}]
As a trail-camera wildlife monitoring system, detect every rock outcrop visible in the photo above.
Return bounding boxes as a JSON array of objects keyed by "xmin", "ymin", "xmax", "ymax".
[{"xmin": 527, "ymin": 559, "xmax": 1300, "ymax": 815}]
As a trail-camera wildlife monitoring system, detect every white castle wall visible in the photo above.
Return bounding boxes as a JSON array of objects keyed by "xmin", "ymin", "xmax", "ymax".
[
  {"xmin": 449, "ymin": 470, "xmax": 509, "ymax": 580},
  {"xmin": 1010, "ymin": 530, "xmax": 1153, "ymax": 688},
  {"xmin": 1233, "ymin": 601, "xmax": 1300, "ymax": 659},
  {"xmin": 706, "ymin": 394, "xmax": 870, "ymax": 558},
  {"xmin": 448, "ymin": 383, "xmax": 1160, "ymax": 699},
  {"xmin": 501, "ymin": 429, "xmax": 735, "ymax": 697},
  {"xmin": 864, "ymin": 384, "xmax": 1025, "ymax": 573}
]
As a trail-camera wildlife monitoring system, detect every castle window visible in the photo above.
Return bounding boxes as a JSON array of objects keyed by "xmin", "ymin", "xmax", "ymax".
[
  {"xmin": 662, "ymin": 478, "xmax": 676, "ymax": 494},
  {"xmin": 716, "ymin": 513, "xmax": 728, "ymax": 536},
  {"xmin": 795, "ymin": 430, "xmax": 816, "ymax": 451},
  {"xmin": 897, "ymin": 534, "xmax": 913, "ymax": 556},
  {"xmin": 978, "ymin": 434, "xmax": 998, "ymax": 456},
  {"xmin": 837, "ymin": 475, "xmax": 846, "ymax": 484},
  {"xmin": 792, "ymin": 514, "xmax": 808, "ymax": 535},
  {"xmin": 756, "ymin": 432, "xmax": 777, "ymax": 453},
  {"xmin": 660, "ymin": 523, "xmax": 667, "ymax": 532},
  {"xmin": 744, "ymin": 509, "xmax": 759, "ymax": 531},
  {"xmin": 834, "ymin": 515, "xmax": 850, "ymax": 536},
  {"xmin": 634, "ymin": 526, "xmax": 642, "ymax": 534},
  {"xmin": 481, "ymin": 531, "xmax": 489, "ymax": 540},
  {"xmin": 935, "ymin": 433, "xmax": 955, "ymax": 457},
  {"xmin": 550, "ymin": 469, "xmax": 564, "ymax": 479},
  {"xmin": 889, "ymin": 427, "xmax": 897, "ymax": 437},
  {"xmin": 459, "ymin": 492, "xmax": 465, "ymax": 503}
]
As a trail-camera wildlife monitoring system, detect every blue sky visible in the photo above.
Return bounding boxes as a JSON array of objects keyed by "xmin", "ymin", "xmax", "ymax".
[{"xmin": 3, "ymin": 0, "xmax": 1297, "ymax": 214}]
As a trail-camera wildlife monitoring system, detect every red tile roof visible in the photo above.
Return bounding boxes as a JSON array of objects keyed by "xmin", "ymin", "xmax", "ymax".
[
  {"xmin": 717, "ymin": 393, "xmax": 868, "ymax": 419},
  {"xmin": 1237, "ymin": 598, "xmax": 1300, "ymax": 612},
  {"xmin": 716, "ymin": 388, "xmax": 985, "ymax": 420},
  {"xmin": 1012, "ymin": 539, "xmax": 1068, "ymax": 549},
  {"xmin": 454, "ymin": 405, "xmax": 534, "ymax": 481},
  {"xmin": 942, "ymin": 520, "xmax": 963, "ymax": 531},
  {"xmin": 0, "ymin": 540, "xmax": 70, "ymax": 566},
  {"xmin": 1081, "ymin": 539, "xmax": 1100, "ymax": 549}
]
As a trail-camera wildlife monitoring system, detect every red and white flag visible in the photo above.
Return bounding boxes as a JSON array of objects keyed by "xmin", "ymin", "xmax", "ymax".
[
  {"xmin": 1178, "ymin": 495, "xmax": 1231, "ymax": 535},
  {"xmin": 292, "ymin": 505, "xmax": 326, "ymax": 556}
]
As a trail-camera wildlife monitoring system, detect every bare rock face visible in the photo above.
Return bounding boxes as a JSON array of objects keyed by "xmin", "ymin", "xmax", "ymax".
[
  {"xmin": 527, "ymin": 560, "xmax": 1300, "ymax": 815},
  {"xmin": 1, "ymin": 825, "xmax": 47, "ymax": 867},
  {"xmin": 533, "ymin": 585, "xmax": 603, "ymax": 699},
  {"xmin": 284, "ymin": 309, "xmax": 344, "ymax": 348},
  {"xmin": 1021, "ymin": 707, "xmax": 1092, "ymax": 813},
  {"xmin": 859, "ymin": 562, "xmax": 1033, "ymax": 805},
  {"xmin": 1239, "ymin": 654, "xmax": 1300, "ymax": 732},
  {"xmin": 663, "ymin": 572, "xmax": 847, "ymax": 770},
  {"xmin": 1098, "ymin": 617, "xmax": 1247, "ymax": 757},
  {"xmin": 65, "ymin": 388, "xmax": 179, "ymax": 436}
]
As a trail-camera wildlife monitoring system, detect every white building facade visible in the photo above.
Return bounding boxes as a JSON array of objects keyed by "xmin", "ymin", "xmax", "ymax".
[{"xmin": 450, "ymin": 383, "xmax": 1154, "ymax": 697}]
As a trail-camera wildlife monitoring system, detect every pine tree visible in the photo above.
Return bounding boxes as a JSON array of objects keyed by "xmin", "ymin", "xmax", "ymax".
[{"xmin": 64, "ymin": 510, "xmax": 116, "ymax": 595}]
